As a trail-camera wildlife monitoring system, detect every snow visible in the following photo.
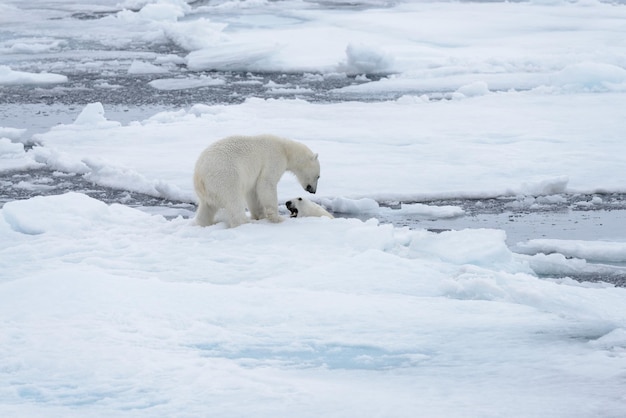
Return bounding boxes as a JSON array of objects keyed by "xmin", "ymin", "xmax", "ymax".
[
  {"xmin": 2, "ymin": 0, "xmax": 626, "ymax": 416},
  {"xmin": 2, "ymin": 192, "xmax": 626, "ymax": 417}
]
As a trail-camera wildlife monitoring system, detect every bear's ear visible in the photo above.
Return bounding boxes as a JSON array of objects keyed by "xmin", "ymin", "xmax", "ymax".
[{"xmin": 314, "ymin": 153, "xmax": 319, "ymax": 160}]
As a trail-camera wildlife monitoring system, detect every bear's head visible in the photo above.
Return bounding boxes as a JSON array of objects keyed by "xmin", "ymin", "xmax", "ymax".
[
  {"xmin": 285, "ymin": 197, "xmax": 304, "ymax": 217},
  {"xmin": 295, "ymin": 154, "xmax": 320, "ymax": 194},
  {"xmin": 286, "ymin": 197, "xmax": 333, "ymax": 219}
]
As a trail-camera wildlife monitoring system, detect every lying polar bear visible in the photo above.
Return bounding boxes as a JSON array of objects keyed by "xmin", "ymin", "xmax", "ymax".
[{"xmin": 286, "ymin": 197, "xmax": 334, "ymax": 219}]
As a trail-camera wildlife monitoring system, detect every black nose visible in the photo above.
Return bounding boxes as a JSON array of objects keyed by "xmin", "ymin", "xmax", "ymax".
[
  {"xmin": 306, "ymin": 185, "xmax": 315, "ymax": 194},
  {"xmin": 286, "ymin": 200, "xmax": 293, "ymax": 209}
]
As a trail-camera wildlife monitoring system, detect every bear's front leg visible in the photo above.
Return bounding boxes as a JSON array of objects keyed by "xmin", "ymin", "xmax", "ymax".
[{"xmin": 255, "ymin": 179, "xmax": 284, "ymax": 223}]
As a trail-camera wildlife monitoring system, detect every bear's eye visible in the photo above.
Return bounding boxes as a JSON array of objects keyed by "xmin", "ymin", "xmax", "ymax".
[{"xmin": 298, "ymin": 197, "xmax": 303, "ymax": 201}]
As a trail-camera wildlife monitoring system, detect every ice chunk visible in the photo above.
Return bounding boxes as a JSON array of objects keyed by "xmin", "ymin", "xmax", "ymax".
[
  {"xmin": 396, "ymin": 203, "xmax": 464, "ymax": 218},
  {"xmin": 328, "ymin": 197, "xmax": 380, "ymax": 214},
  {"xmin": 127, "ymin": 60, "xmax": 169, "ymax": 74},
  {"xmin": 0, "ymin": 127, "xmax": 26, "ymax": 141},
  {"xmin": 72, "ymin": 103, "xmax": 121, "ymax": 129},
  {"xmin": 186, "ymin": 42, "xmax": 278, "ymax": 71},
  {"xmin": 149, "ymin": 75, "xmax": 225, "ymax": 90},
  {"xmin": 516, "ymin": 239, "xmax": 626, "ymax": 263},
  {"xmin": 409, "ymin": 228, "xmax": 519, "ymax": 270},
  {"xmin": 0, "ymin": 138, "xmax": 42, "ymax": 172},
  {"xmin": 0, "ymin": 137, "xmax": 25, "ymax": 157},
  {"xmin": 0, "ymin": 65, "xmax": 67, "ymax": 85},
  {"xmin": 162, "ymin": 18, "xmax": 227, "ymax": 51}
]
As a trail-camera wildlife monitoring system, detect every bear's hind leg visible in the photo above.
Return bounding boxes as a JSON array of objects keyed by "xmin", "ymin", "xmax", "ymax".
[
  {"xmin": 195, "ymin": 201, "xmax": 218, "ymax": 227},
  {"xmin": 246, "ymin": 189, "xmax": 265, "ymax": 220},
  {"xmin": 223, "ymin": 196, "xmax": 249, "ymax": 228}
]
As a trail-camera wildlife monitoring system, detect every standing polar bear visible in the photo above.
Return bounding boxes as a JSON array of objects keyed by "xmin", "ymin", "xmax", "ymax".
[{"xmin": 193, "ymin": 134, "xmax": 320, "ymax": 227}]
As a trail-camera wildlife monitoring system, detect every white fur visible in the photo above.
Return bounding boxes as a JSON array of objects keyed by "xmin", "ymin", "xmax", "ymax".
[
  {"xmin": 194, "ymin": 134, "xmax": 320, "ymax": 227},
  {"xmin": 286, "ymin": 197, "xmax": 334, "ymax": 219}
]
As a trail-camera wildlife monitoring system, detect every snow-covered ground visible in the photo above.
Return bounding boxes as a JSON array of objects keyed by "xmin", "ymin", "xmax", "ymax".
[{"xmin": 2, "ymin": 0, "xmax": 626, "ymax": 416}]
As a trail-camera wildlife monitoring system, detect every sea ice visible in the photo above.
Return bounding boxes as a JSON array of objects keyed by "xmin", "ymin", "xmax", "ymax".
[{"xmin": 2, "ymin": 0, "xmax": 626, "ymax": 416}]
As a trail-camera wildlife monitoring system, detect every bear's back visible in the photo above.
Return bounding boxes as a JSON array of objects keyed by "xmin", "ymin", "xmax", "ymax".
[
  {"xmin": 206, "ymin": 135, "xmax": 287, "ymax": 161},
  {"xmin": 195, "ymin": 135, "xmax": 291, "ymax": 185}
]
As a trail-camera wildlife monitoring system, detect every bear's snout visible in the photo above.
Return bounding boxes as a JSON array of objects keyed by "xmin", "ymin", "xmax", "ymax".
[
  {"xmin": 306, "ymin": 185, "xmax": 316, "ymax": 194},
  {"xmin": 285, "ymin": 200, "xmax": 298, "ymax": 217}
]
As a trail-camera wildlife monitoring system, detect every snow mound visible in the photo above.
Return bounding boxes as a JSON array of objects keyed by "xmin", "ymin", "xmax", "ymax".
[
  {"xmin": 590, "ymin": 328, "xmax": 626, "ymax": 351},
  {"xmin": 519, "ymin": 176, "xmax": 569, "ymax": 196},
  {"xmin": 343, "ymin": 43, "xmax": 394, "ymax": 75},
  {"xmin": 553, "ymin": 62, "xmax": 626, "ymax": 91},
  {"xmin": 3, "ymin": 192, "xmax": 113, "ymax": 235},
  {"xmin": 455, "ymin": 81, "xmax": 490, "ymax": 98}
]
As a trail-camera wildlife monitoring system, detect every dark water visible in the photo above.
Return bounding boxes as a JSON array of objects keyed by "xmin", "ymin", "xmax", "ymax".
[{"xmin": 0, "ymin": 71, "xmax": 381, "ymax": 108}]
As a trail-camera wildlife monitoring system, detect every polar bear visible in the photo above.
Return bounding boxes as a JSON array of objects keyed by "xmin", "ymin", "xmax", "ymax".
[
  {"xmin": 193, "ymin": 134, "xmax": 320, "ymax": 227},
  {"xmin": 285, "ymin": 197, "xmax": 334, "ymax": 219}
]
